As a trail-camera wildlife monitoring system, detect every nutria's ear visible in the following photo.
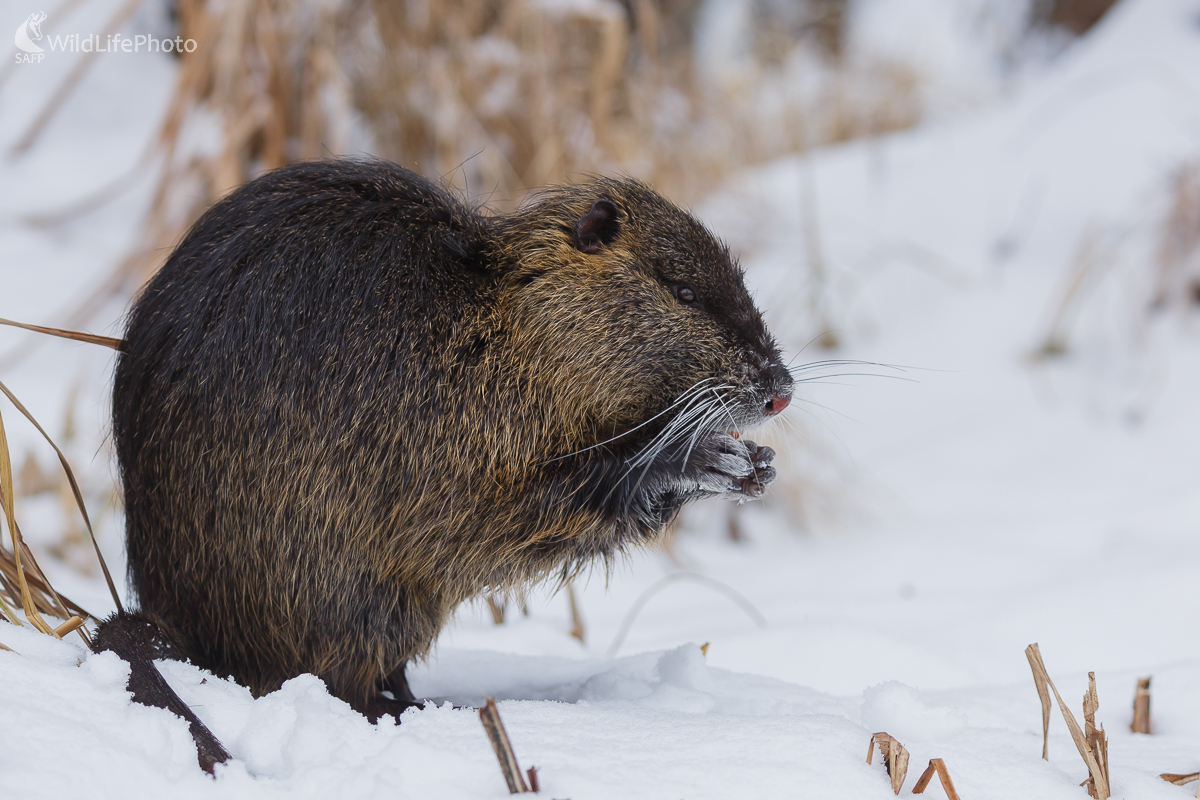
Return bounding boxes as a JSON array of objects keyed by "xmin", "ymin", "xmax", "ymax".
[{"xmin": 574, "ymin": 199, "xmax": 621, "ymax": 254}]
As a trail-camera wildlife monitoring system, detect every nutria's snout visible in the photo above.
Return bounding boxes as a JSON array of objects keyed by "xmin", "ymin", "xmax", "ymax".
[
  {"xmin": 765, "ymin": 395, "xmax": 790, "ymax": 416},
  {"xmin": 759, "ymin": 361, "xmax": 794, "ymax": 418}
]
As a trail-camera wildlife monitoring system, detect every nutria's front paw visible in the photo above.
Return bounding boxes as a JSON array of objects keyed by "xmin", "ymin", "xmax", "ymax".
[{"xmin": 685, "ymin": 433, "xmax": 776, "ymax": 499}]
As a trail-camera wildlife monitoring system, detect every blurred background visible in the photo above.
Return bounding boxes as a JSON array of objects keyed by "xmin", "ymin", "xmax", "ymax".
[{"xmin": 2, "ymin": 0, "xmax": 1199, "ymax": 701}]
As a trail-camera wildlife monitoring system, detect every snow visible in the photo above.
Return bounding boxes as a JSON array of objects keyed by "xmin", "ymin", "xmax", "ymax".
[{"xmin": 3, "ymin": 0, "xmax": 1200, "ymax": 797}]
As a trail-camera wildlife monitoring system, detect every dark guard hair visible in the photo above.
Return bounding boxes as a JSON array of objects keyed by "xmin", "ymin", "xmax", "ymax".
[{"xmin": 102, "ymin": 159, "xmax": 793, "ymax": 770}]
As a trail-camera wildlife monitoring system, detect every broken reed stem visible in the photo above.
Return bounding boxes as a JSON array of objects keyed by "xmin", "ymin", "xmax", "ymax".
[
  {"xmin": 1025, "ymin": 643, "xmax": 1110, "ymax": 800},
  {"xmin": 1160, "ymin": 772, "xmax": 1200, "ymax": 789},
  {"xmin": 479, "ymin": 697, "xmax": 534, "ymax": 794},
  {"xmin": 866, "ymin": 732, "xmax": 910, "ymax": 795},
  {"xmin": 1081, "ymin": 672, "xmax": 1109, "ymax": 800},
  {"xmin": 565, "ymin": 580, "xmax": 585, "ymax": 643},
  {"xmin": 911, "ymin": 758, "xmax": 960, "ymax": 799},
  {"xmin": 486, "ymin": 596, "xmax": 505, "ymax": 625},
  {"xmin": 53, "ymin": 615, "xmax": 84, "ymax": 637},
  {"xmin": 1131, "ymin": 676, "xmax": 1151, "ymax": 734}
]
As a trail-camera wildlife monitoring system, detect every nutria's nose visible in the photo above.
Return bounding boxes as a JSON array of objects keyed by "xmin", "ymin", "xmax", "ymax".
[{"xmin": 764, "ymin": 395, "xmax": 790, "ymax": 416}]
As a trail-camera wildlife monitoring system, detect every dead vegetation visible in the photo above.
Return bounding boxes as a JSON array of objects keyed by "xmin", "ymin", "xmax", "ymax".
[
  {"xmin": 1035, "ymin": 157, "xmax": 1200, "ymax": 360},
  {"xmin": 911, "ymin": 758, "xmax": 960, "ymax": 799},
  {"xmin": 866, "ymin": 732, "xmax": 910, "ymax": 795},
  {"xmin": 479, "ymin": 697, "xmax": 539, "ymax": 794},
  {"xmin": 1025, "ymin": 643, "xmax": 1110, "ymax": 800},
  {"xmin": 0, "ymin": 381, "xmax": 120, "ymax": 649},
  {"xmin": 1131, "ymin": 676, "xmax": 1151, "ymax": 735},
  {"xmin": 9, "ymin": 0, "xmax": 924, "ymax": 330}
]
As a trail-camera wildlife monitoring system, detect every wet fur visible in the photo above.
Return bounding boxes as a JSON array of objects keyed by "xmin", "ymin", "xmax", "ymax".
[{"xmin": 106, "ymin": 160, "xmax": 792, "ymax": 730}]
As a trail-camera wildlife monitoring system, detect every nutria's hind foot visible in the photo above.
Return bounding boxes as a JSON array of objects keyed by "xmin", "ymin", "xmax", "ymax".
[
  {"xmin": 361, "ymin": 663, "xmax": 424, "ymax": 723},
  {"xmin": 93, "ymin": 613, "xmax": 232, "ymax": 774}
]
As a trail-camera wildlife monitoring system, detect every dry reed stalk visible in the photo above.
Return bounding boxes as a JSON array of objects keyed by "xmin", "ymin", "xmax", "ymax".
[
  {"xmin": 1153, "ymin": 162, "xmax": 1200, "ymax": 311},
  {"xmin": 866, "ymin": 732, "xmax": 910, "ymax": 794},
  {"xmin": 1081, "ymin": 672, "xmax": 1110, "ymax": 800},
  {"xmin": 486, "ymin": 596, "xmax": 506, "ymax": 625},
  {"xmin": 565, "ymin": 579, "xmax": 585, "ymax": 643},
  {"xmin": 911, "ymin": 758, "xmax": 960, "ymax": 799},
  {"xmin": 479, "ymin": 697, "xmax": 535, "ymax": 794},
  {"xmin": 1131, "ymin": 676, "xmax": 1151, "ymax": 734},
  {"xmin": 1024, "ymin": 643, "xmax": 1110, "ymax": 800},
  {"xmin": 0, "ymin": 318, "xmax": 124, "ymax": 351}
]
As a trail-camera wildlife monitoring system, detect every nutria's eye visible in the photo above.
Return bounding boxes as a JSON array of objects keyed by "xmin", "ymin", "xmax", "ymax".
[{"xmin": 674, "ymin": 284, "xmax": 698, "ymax": 305}]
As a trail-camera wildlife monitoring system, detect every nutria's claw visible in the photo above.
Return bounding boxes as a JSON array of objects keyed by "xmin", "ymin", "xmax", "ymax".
[
  {"xmin": 731, "ymin": 440, "xmax": 775, "ymax": 498},
  {"xmin": 736, "ymin": 465, "xmax": 776, "ymax": 498},
  {"xmin": 682, "ymin": 434, "xmax": 777, "ymax": 500},
  {"xmin": 750, "ymin": 445, "xmax": 775, "ymax": 470}
]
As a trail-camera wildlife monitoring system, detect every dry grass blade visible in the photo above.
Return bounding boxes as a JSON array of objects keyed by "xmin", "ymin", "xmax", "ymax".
[
  {"xmin": 0, "ymin": 378, "xmax": 123, "ymax": 613},
  {"xmin": 479, "ymin": 697, "xmax": 532, "ymax": 794},
  {"xmin": 0, "ymin": 638, "xmax": 14, "ymax": 652},
  {"xmin": 607, "ymin": 572, "xmax": 765, "ymax": 656},
  {"xmin": 0, "ymin": 317, "xmax": 124, "ymax": 351},
  {"xmin": 867, "ymin": 732, "xmax": 910, "ymax": 794},
  {"xmin": 1027, "ymin": 642, "xmax": 1053, "ymax": 760},
  {"xmin": 1132, "ymin": 676, "xmax": 1151, "ymax": 734},
  {"xmin": 0, "ymin": 395, "xmax": 56, "ymax": 635},
  {"xmin": 1025, "ymin": 643, "xmax": 1110, "ymax": 800},
  {"xmin": 911, "ymin": 758, "xmax": 960, "ymax": 799}
]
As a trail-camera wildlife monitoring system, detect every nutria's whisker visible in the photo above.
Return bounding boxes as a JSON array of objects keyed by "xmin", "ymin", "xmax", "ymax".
[{"xmin": 545, "ymin": 377, "xmax": 720, "ymax": 463}]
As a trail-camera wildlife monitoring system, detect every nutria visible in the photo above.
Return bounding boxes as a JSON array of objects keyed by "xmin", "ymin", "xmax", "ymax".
[{"xmin": 96, "ymin": 159, "xmax": 793, "ymax": 770}]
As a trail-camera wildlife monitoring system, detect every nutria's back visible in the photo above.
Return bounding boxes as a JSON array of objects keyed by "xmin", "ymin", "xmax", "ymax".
[{"xmin": 113, "ymin": 159, "xmax": 792, "ymax": 716}]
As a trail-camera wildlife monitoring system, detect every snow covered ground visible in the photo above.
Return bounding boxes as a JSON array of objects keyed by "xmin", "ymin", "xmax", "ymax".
[{"xmin": 3, "ymin": 1, "xmax": 1200, "ymax": 797}]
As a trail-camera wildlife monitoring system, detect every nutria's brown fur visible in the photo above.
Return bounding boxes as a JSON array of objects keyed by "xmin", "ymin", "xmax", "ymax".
[{"xmin": 105, "ymin": 160, "xmax": 792, "ymax": 735}]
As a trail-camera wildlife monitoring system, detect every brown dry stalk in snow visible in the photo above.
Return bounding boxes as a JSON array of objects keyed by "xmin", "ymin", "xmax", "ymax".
[
  {"xmin": 566, "ymin": 580, "xmax": 585, "ymax": 643},
  {"xmin": 486, "ymin": 595, "xmax": 506, "ymax": 625},
  {"xmin": 0, "ymin": 318, "xmax": 124, "ymax": 352},
  {"xmin": 479, "ymin": 697, "xmax": 536, "ymax": 794},
  {"xmin": 911, "ymin": 758, "xmax": 960, "ymax": 799},
  {"xmin": 866, "ymin": 732, "xmax": 910, "ymax": 795},
  {"xmin": 1131, "ymin": 676, "xmax": 1151, "ymax": 735},
  {"xmin": 1024, "ymin": 643, "xmax": 1110, "ymax": 800},
  {"xmin": 1160, "ymin": 771, "xmax": 1200, "ymax": 798},
  {"xmin": 1080, "ymin": 672, "xmax": 1110, "ymax": 800}
]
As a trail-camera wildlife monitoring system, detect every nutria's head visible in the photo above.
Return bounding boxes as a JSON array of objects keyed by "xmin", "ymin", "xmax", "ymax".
[{"xmin": 496, "ymin": 178, "xmax": 793, "ymax": 455}]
